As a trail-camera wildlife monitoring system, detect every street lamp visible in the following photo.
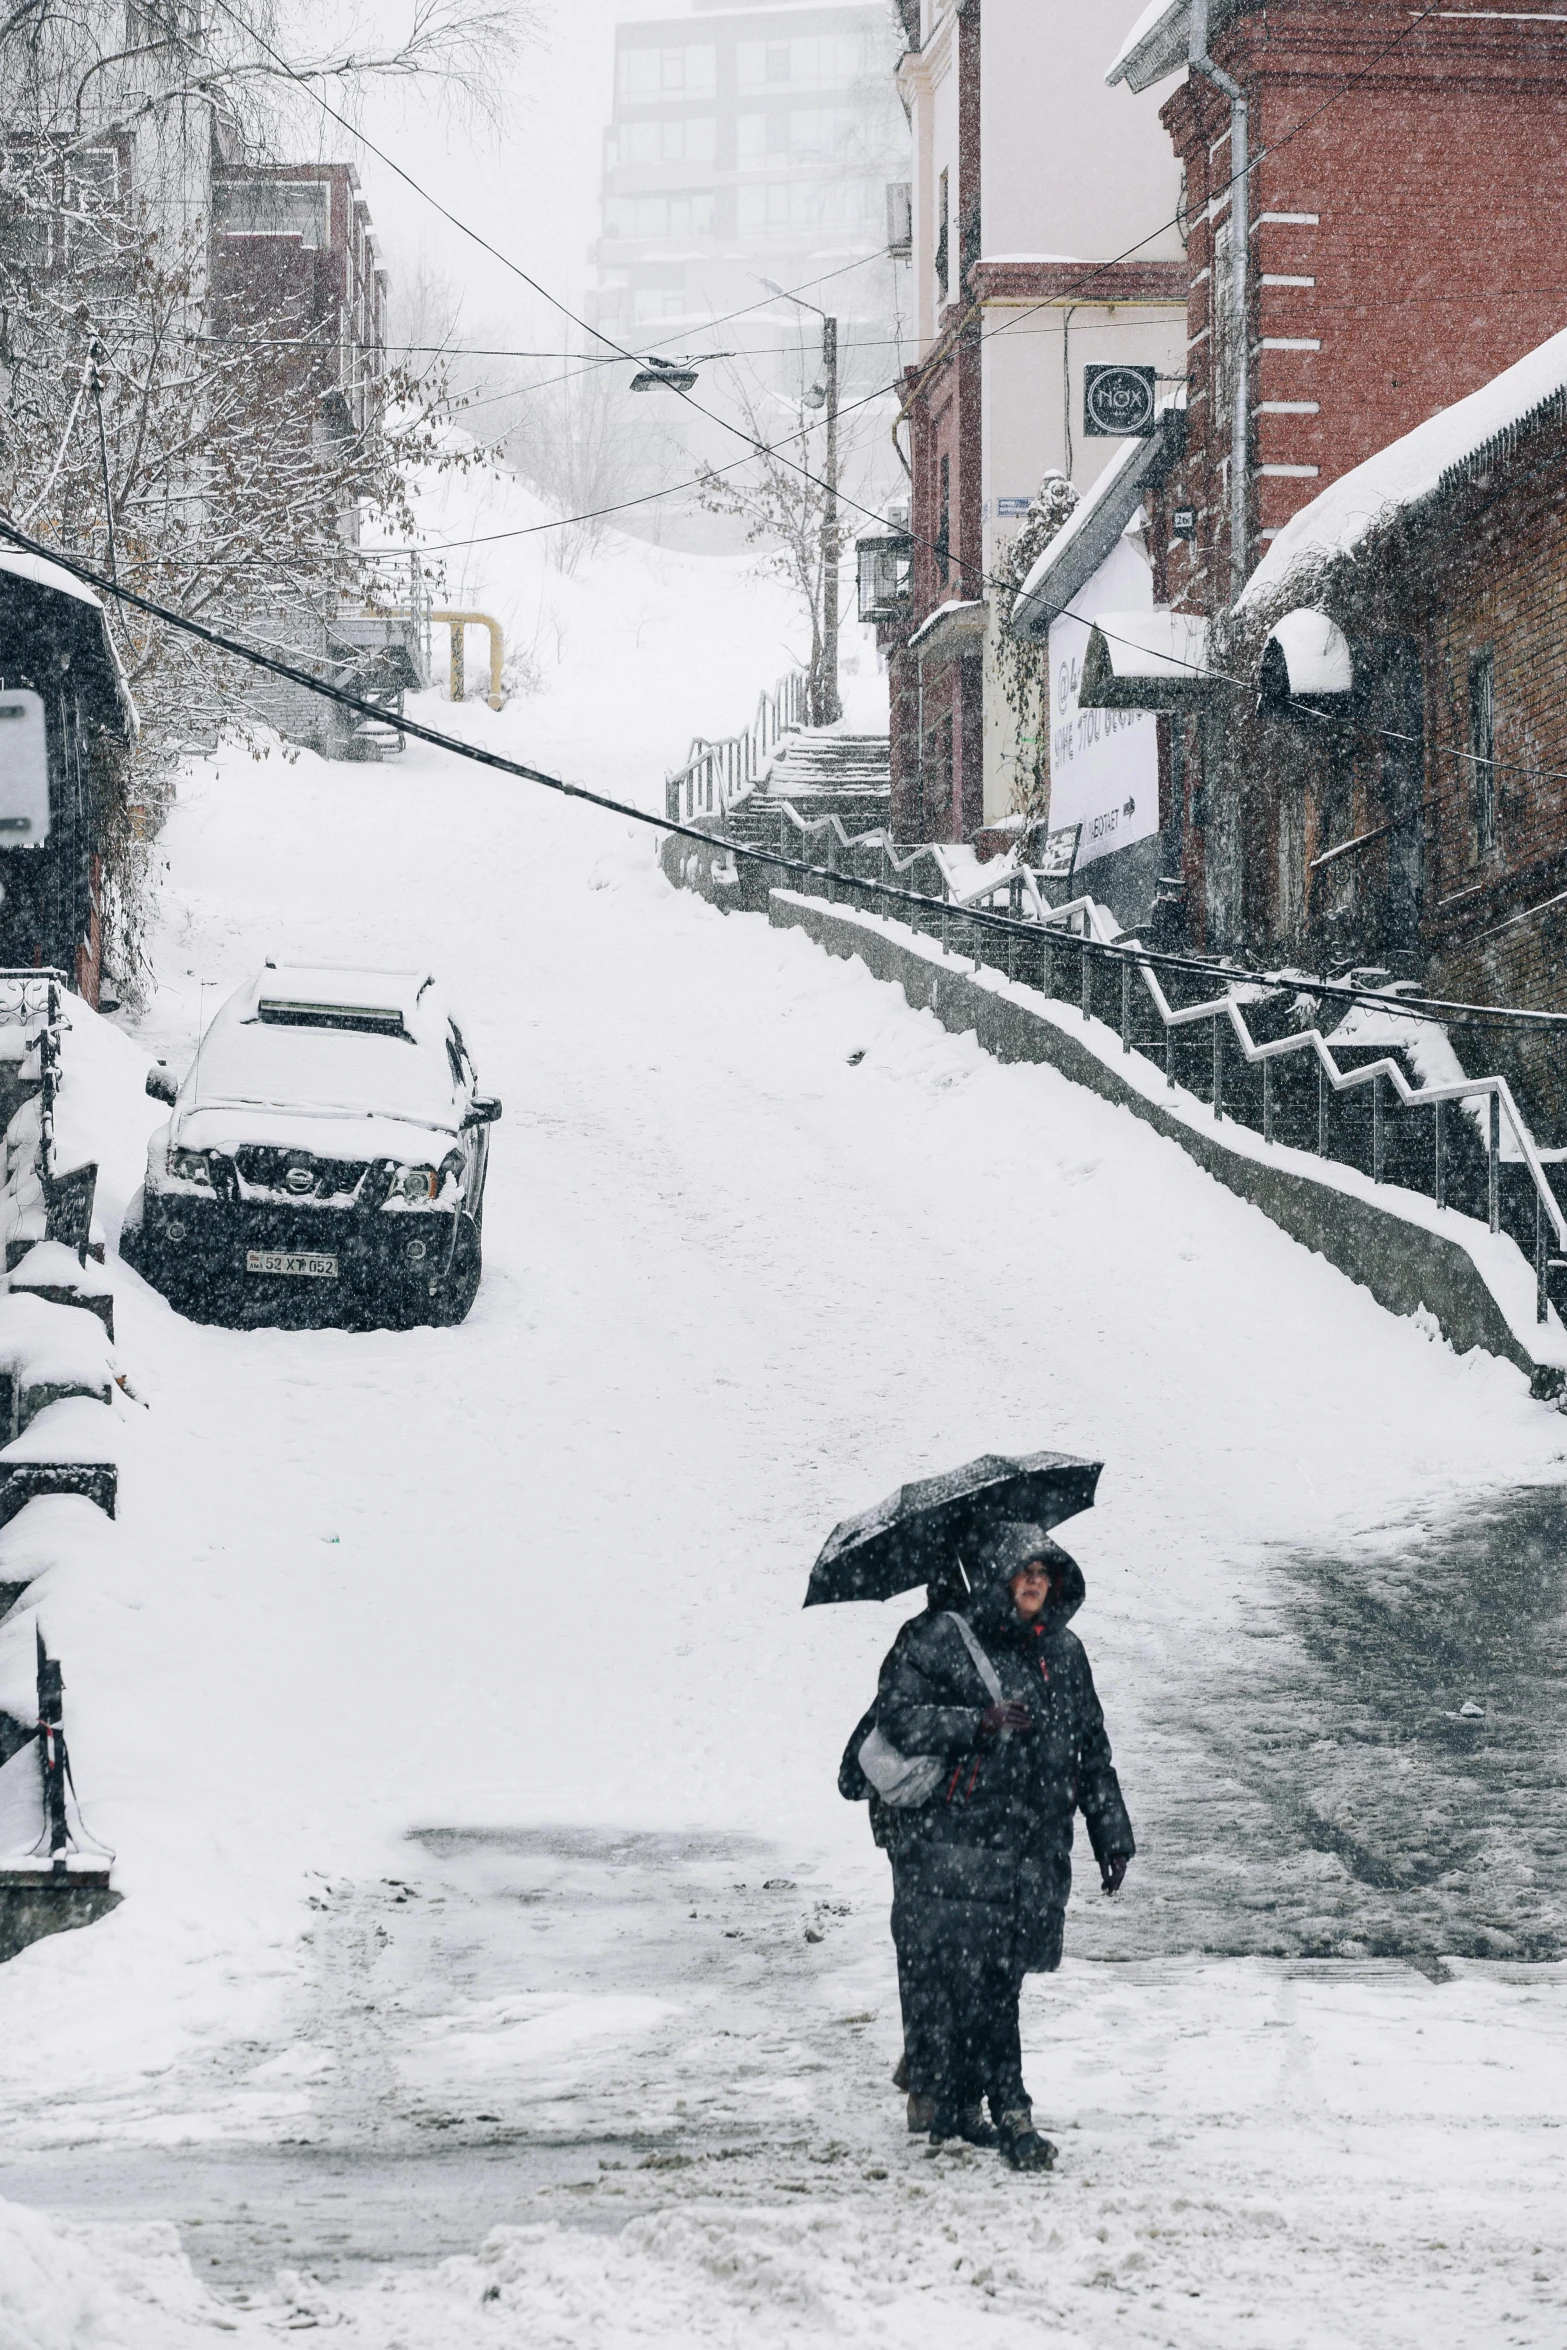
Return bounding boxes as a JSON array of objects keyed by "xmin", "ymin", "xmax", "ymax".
[
  {"xmin": 758, "ymin": 276, "xmax": 840, "ymax": 727},
  {"xmin": 630, "ymin": 355, "xmax": 700, "ymax": 393}
]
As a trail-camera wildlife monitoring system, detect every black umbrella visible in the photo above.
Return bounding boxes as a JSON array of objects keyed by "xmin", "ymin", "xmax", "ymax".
[{"xmin": 804, "ymin": 1450, "xmax": 1101, "ymax": 1607}]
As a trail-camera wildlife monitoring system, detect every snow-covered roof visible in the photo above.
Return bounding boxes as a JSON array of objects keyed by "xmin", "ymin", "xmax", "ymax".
[
  {"xmin": 1010, "ymin": 404, "xmax": 1185, "ymax": 643},
  {"xmin": 250, "ymin": 963, "xmax": 433, "ymax": 1032},
  {"xmin": 179, "ymin": 965, "xmax": 463, "ymax": 1134},
  {"xmin": 1262, "ymin": 610, "xmax": 1353, "ymax": 698},
  {"xmin": 0, "ymin": 545, "xmax": 108, "ymax": 611},
  {"xmin": 0, "ymin": 543, "xmax": 139, "ymax": 739},
  {"xmin": 1238, "ymin": 321, "xmax": 1567, "ymax": 613},
  {"xmin": 906, "ymin": 598, "xmax": 986, "ymax": 652},
  {"xmin": 1079, "ymin": 609, "xmax": 1213, "ymax": 707},
  {"xmin": 1105, "ymin": 0, "xmax": 1246, "ymax": 88}
]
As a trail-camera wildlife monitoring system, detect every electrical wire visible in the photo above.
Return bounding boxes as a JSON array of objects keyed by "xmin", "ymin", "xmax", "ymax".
[
  {"xmin": 2, "ymin": 509, "xmax": 1565, "ymax": 1037},
  {"xmin": 37, "ymin": 0, "xmax": 1547, "ymax": 834}
]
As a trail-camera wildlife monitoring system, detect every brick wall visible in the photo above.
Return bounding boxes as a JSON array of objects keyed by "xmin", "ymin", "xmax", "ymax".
[{"xmin": 1159, "ymin": 1, "xmax": 1567, "ymax": 597}]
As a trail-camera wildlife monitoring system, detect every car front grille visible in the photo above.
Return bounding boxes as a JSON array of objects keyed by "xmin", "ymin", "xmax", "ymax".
[{"xmin": 232, "ymin": 1147, "xmax": 372, "ymax": 1201}]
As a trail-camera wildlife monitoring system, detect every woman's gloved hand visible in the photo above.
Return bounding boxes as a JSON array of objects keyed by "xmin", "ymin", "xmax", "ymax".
[
  {"xmin": 978, "ymin": 1700, "xmax": 1034, "ymax": 1741},
  {"xmin": 1100, "ymin": 1854, "xmax": 1130, "ymax": 1896}
]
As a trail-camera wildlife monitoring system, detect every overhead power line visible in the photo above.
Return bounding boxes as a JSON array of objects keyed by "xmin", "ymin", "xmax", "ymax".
[
  {"xmin": 3, "ymin": 511, "xmax": 1565, "ymax": 1038},
  {"xmin": 175, "ymin": 0, "xmax": 1531, "ymax": 830}
]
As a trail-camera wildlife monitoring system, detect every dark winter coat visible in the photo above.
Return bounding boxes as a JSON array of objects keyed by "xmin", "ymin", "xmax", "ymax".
[
  {"xmin": 877, "ymin": 1557, "xmax": 1133, "ymax": 1973},
  {"xmin": 839, "ymin": 1606, "xmax": 945, "ymax": 1850}
]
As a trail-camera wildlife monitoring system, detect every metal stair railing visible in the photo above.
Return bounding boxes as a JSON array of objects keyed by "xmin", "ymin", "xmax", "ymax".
[
  {"xmin": 665, "ymin": 669, "xmax": 809, "ymax": 826},
  {"xmin": 743, "ymin": 814, "xmax": 1567, "ymax": 1326}
]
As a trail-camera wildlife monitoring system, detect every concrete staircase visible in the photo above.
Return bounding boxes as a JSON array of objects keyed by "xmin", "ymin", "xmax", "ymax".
[{"xmin": 726, "ymin": 727, "xmax": 891, "ymax": 848}]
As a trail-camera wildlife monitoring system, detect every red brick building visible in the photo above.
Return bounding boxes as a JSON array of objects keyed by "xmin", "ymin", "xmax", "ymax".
[
  {"xmin": 210, "ymin": 163, "xmax": 389, "ymax": 461},
  {"xmin": 1085, "ymin": 0, "xmax": 1567, "ymax": 986}
]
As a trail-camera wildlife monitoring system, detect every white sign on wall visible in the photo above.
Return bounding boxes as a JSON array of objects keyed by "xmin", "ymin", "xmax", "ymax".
[
  {"xmin": 0, "ymin": 690, "xmax": 50, "ymax": 846},
  {"xmin": 1045, "ymin": 528, "xmax": 1158, "ymax": 870}
]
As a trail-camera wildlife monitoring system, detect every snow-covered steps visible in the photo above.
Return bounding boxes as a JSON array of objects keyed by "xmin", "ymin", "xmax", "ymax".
[
  {"xmin": 0, "ymin": 1292, "xmax": 115, "ymax": 1442},
  {"xmin": 758, "ymin": 729, "xmax": 891, "ymax": 795},
  {"xmin": 727, "ymin": 727, "xmax": 892, "ymax": 851},
  {"xmin": 0, "ymin": 1397, "xmax": 119, "ymax": 1530},
  {"xmin": 7, "ymin": 1241, "xmax": 114, "ymax": 1341}
]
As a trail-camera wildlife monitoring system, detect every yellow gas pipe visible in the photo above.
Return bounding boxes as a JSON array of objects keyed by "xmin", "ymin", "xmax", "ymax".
[{"xmin": 432, "ymin": 610, "xmax": 506, "ymax": 711}]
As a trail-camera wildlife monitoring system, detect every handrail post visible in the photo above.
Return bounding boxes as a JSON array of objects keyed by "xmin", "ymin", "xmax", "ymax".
[
  {"xmin": 1213, "ymin": 1018, "xmax": 1224, "ymax": 1121},
  {"xmin": 1537, "ymin": 1189, "xmax": 1549, "ymax": 1323},
  {"xmin": 940, "ymin": 893, "xmax": 950, "ymax": 954},
  {"xmin": 826, "ymin": 828, "xmax": 837, "ymax": 905},
  {"xmin": 1372, "ymin": 1071, "xmax": 1385, "ymax": 1184},
  {"xmin": 1317, "ymin": 1057, "xmax": 1328, "ymax": 1155},
  {"xmin": 1434, "ymin": 1097, "xmax": 1447, "ymax": 1210},
  {"xmin": 1043, "ymin": 929, "xmax": 1054, "ymax": 1000},
  {"xmin": 1489, "ymin": 1091, "xmax": 1501, "ymax": 1234},
  {"xmin": 1263, "ymin": 1055, "xmax": 1274, "ymax": 1145},
  {"xmin": 1120, "ymin": 957, "xmax": 1132, "ymax": 1053},
  {"xmin": 1081, "ymin": 941, "xmax": 1092, "ymax": 1023},
  {"xmin": 1165, "ymin": 1017, "xmax": 1176, "ymax": 1091},
  {"xmin": 1007, "ymin": 921, "xmax": 1017, "ymax": 985}
]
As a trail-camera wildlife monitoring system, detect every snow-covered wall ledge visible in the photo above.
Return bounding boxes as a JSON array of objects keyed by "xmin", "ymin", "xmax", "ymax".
[{"xmin": 768, "ymin": 891, "xmax": 1567, "ymax": 1400}]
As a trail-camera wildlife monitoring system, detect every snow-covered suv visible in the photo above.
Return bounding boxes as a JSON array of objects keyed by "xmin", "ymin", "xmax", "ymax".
[{"xmin": 125, "ymin": 963, "xmax": 501, "ymax": 1328}]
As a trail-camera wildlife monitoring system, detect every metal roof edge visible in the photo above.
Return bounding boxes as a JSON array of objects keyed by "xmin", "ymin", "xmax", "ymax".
[{"xmin": 1009, "ymin": 410, "xmax": 1186, "ymax": 644}]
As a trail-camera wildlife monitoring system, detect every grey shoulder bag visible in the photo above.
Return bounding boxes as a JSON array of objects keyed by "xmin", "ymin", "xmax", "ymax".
[{"xmin": 857, "ymin": 1613, "xmax": 1004, "ymax": 1809}]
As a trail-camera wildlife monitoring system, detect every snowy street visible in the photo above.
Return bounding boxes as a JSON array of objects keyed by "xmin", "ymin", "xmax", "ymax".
[{"xmin": 3, "ymin": 646, "xmax": 1567, "ymax": 2341}]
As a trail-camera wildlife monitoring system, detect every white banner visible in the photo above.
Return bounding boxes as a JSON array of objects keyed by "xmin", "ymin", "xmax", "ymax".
[{"xmin": 1045, "ymin": 529, "xmax": 1159, "ymax": 870}]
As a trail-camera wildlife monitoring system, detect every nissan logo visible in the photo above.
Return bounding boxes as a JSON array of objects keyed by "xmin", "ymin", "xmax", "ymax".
[{"xmin": 284, "ymin": 1165, "xmax": 315, "ymax": 1194}]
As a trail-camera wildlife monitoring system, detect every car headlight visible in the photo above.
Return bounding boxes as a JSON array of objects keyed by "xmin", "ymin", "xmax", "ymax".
[
  {"xmin": 168, "ymin": 1147, "xmax": 214, "ymax": 1186},
  {"xmin": 387, "ymin": 1163, "xmax": 438, "ymax": 1203}
]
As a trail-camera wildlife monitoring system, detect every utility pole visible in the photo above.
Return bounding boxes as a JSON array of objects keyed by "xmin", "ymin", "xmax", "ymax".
[
  {"xmin": 759, "ymin": 277, "xmax": 842, "ymax": 727},
  {"xmin": 819, "ymin": 311, "xmax": 841, "ymax": 727}
]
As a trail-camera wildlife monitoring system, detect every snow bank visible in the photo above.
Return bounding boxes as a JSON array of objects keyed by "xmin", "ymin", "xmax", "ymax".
[{"xmin": 0, "ymin": 2192, "xmax": 267, "ymax": 2348}]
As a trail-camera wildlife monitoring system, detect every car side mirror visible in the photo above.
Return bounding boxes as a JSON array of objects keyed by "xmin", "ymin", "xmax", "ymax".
[
  {"xmin": 145, "ymin": 1065, "xmax": 178, "ymax": 1106},
  {"xmin": 463, "ymin": 1093, "xmax": 502, "ymax": 1128}
]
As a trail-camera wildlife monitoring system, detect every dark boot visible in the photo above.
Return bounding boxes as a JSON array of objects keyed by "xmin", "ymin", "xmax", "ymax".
[
  {"xmin": 892, "ymin": 2051, "xmax": 909, "ymax": 2092},
  {"xmin": 906, "ymin": 2093, "xmax": 935, "ymax": 2134},
  {"xmin": 996, "ymin": 2107, "xmax": 1057, "ymax": 2172},
  {"xmin": 929, "ymin": 2104, "xmax": 999, "ymax": 2149}
]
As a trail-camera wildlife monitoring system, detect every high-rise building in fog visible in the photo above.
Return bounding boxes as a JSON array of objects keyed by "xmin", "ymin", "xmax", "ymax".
[{"xmin": 589, "ymin": 0, "xmax": 910, "ymax": 413}]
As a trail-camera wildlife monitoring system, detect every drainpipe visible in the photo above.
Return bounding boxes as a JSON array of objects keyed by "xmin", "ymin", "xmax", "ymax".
[{"xmin": 1189, "ymin": 0, "xmax": 1250, "ymax": 598}]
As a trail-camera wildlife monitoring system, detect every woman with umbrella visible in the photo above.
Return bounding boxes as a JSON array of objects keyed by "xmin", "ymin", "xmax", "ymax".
[{"xmin": 813, "ymin": 1454, "xmax": 1134, "ymax": 2172}]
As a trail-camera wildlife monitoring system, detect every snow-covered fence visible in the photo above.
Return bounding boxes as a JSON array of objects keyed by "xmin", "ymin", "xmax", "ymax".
[
  {"xmin": 665, "ymin": 669, "xmax": 809, "ymax": 826},
  {"xmin": 933, "ymin": 869, "xmax": 1567, "ymax": 1322},
  {"xmin": 0, "ymin": 974, "xmax": 123, "ymax": 1957},
  {"xmin": 672, "ymin": 802, "xmax": 1567, "ymax": 1354}
]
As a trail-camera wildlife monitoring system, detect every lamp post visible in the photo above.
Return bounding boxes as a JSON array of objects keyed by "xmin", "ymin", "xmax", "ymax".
[{"xmin": 761, "ymin": 279, "xmax": 840, "ymax": 727}]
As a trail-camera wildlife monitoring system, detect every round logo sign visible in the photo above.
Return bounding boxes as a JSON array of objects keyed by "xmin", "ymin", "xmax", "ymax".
[{"xmin": 1082, "ymin": 364, "xmax": 1156, "ymax": 438}]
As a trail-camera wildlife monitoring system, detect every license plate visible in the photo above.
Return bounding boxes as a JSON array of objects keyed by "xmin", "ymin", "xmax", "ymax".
[{"xmin": 246, "ymin": 1248, "xmax": 339, "ymax": 1279}]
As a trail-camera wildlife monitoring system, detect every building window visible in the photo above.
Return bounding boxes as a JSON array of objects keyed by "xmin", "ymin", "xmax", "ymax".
[
  {"xmin": 935, "ymin": 167, "xmax": 949, "ymax": 304},
  {"xmin": 736, "ymin": 113, "xmax": 773, "ymax": 166},
  {"xmin": 603, "ymin": 190, "xmax": 715, "ymax": 240},
  {"xmin": 1469, "ymin": 647, "xmax": 1496, "ymax": 852},
  {"xmin": 737, "ymin": 33, "xmax": 867, "ymax": 92},
  {"xmin": 618, "ymin": 43, "xmax": 716, "ymax": 101},
  {"xmin": 936, "ymin": 452, "xmax": 950, "ymax": 585},
  {"xmin": 213, "ymin": 177, "xmax": 329, "ymax": 247},
  {"xmin": 735, "ymin": 179, "xmax": 878, "ymax": 237},
  {"xmin": 615, "ymin": 117, "xmax": 716, "ymax": 167}
]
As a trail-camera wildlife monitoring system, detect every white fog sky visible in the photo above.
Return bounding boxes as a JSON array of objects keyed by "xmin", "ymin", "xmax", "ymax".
[{"xmin": 297, "ymin": 0, "xmax": 696, "ymax": 356}]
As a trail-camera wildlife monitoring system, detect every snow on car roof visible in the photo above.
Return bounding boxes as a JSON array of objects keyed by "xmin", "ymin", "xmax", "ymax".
[
  {"xmin": 182, "ymin": 966, "xmax": 462, "ymax": 1132},
  {"xmin": 249, "ymin": 962, "xmax": 435, "ymax": 1032}
]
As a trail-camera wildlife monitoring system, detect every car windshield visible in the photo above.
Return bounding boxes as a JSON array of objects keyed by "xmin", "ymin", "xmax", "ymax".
[{"xmin": 182, "ymin": 990, "xmax": 461, "ymax": 1128}]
